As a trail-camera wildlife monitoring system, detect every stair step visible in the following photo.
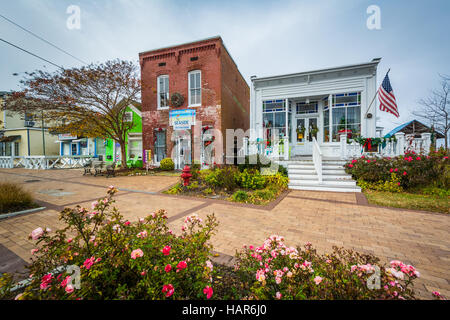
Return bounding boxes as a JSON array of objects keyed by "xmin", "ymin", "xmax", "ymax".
[
  {"xmin": 322, "ymin": 169, "xmax": 347, "ymax": 175},
  {"xmin": 322, "ymin": 165, "xmax": 345, "ymax": 170},
  {"xmin": 288, "ymin": 184, "xmax": 361, "ymax": 193},
  {"xmin": 289, "ymin": 179, "xmax": 356, "ymax": 187},
  {"xmin": 322, "ymin": 175, "xmax": 353, "ymax": 180},
  {"xmin": 288, "ymin": 174, "xmax": 318, "ymax": 180},
  {"xmin": 288, "ymin": 169, "xmax": 316, "ymax": 174},
  {"xmin": 288, "ymin": 164, "xmax": 315, "ymax": 170}
]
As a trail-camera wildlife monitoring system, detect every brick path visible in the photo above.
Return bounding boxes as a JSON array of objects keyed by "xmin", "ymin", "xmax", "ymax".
[{"xmin": 0, "ymin": 168, "xmax": 449, "ymax": 299}]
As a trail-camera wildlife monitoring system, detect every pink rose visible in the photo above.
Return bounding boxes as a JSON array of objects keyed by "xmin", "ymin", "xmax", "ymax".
[
  {"xmin": 83, "ymin": 257, "xmax": 96, "ymax": 270},
  {"xmin": 314, "ymin": 276, "xmax": 323, "ymax": 285},
  {"xmin": 131, "ymin": 249, "xmax": 144, "ymax": 259},
  {"xmin": 162, "ymin": 246, "xmax": 171, "ymax": 256},
  {"xmin": 177, "ymin": 260, "xmax": 187, "ymax": 271},
  {"xmin": 31, "ymin": 227, "xmax": 44, "ymax": 240},
  {"xmin": 165, "ymin": 264, "xmax": 172, "ymax": 273},
  {"xmin": 203, "ymin": 286, "xmax": 213, "ymax": 299},
  {"xmin": 60, "ymin": 276, "xmax": 71, "ymax": 288},
  {"xmin": 65, "ymin": 284, "xmax": 74, "ymax": 294},
  {"xmin": 162, "ymin": 284, "xmax": 174, "ymax": 298},
  {"xmin": 275, "ymin": 292, "xmax": 282, "ymax": 300}
]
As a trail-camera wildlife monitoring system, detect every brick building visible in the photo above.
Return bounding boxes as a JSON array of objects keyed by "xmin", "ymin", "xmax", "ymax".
[{"xmin": 139, "ymin": 36, "xmax": 249, "ymax": 168}]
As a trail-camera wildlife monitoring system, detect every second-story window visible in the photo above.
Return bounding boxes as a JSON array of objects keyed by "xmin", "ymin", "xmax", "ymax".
[
  {"xmin": 188, "ymin": 70, "xmax": 201, "ymax": 107},
  {"xmin": 157, "ymin": 75, "xmax": 169, "ymax": 109}
]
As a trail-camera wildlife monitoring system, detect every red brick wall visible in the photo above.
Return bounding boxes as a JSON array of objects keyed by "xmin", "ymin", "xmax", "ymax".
[
  {"xmin": 139, "ymin": 37, "xmax": 249, "ymax": 164},
  {"xmin": 220, "ymin": 45, "xmax": 250, "ymax": 162}
]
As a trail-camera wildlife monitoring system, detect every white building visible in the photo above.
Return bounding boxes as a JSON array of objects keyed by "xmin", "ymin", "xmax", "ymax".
[{"xmin": 249, "ymin": 58, "xmax": 380, "ymax": 159}]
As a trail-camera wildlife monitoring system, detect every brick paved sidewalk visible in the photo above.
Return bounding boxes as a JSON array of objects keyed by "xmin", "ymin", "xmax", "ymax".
[{"xmin": 0, "ymin": 168, "xmax": 449, "ymax": 299}]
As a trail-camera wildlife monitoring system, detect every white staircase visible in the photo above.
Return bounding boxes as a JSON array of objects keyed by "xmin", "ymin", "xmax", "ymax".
[{"xmin": 287, "ymin": 159, "xmax": 361, "ymax": 192}]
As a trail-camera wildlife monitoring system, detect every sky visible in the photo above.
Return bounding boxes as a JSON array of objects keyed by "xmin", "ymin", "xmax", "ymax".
[{"xmin": 0, "ymin": 0, "xmax": 449, "ymax": 134}]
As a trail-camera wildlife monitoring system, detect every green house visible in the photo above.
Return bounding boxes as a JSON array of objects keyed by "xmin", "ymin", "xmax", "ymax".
[{"xmin": 103, "ymin": 101, "xmax": 143, "ymax": 167}]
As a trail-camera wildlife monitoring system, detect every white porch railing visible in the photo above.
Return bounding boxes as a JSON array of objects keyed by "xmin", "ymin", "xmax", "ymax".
[
  {"xmin": 239, "ymin": 136, "xmax": 289, "ymax": 161},
  {"xmin": 340, "ymin": 132, "xmax": 433, "ymax": 160},
  {"xmin": 312, "ymin": 137, "xmax": 323, "ymax": 183},
  {"xmin": 0, "ymin": 156, "xmax": 93, "ymax": 170}
]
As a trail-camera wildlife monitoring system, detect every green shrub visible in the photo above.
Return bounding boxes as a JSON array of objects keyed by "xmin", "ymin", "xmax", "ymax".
[
  {"xmin": 187, "ymin": 181, "xmax": 199, "ymax": 190},
  {"xmin": 236, "ymin": 169, "xmax": 266, "ymax": 190},
  {"xmin": 231, "ymin": 190, "xmax": 249, "ymax": 202},
  {"xmin": 204, "ymin": 167, "xmax": 239, "ymax": 191},
  {"xmin": 166, "ymin": 183, "xmax": 182, "ymax": 194},
  {"xmin": 252, "ymin": 189, "xmax": 274, "ymax": 201},
  {"xmin": 160, "ymin": 158, "xmax": 175, "ymax": 171},
  {"xmin": 202, "ymin": 187, "xmax": 213, "ymax": 195},
  {"xmin": 421, "ymin": 186, "xmax": 450, "ymax": 197},
  {"xmin": 357, "ymin": 173, "xmax": 402, "ymax": 193},
  {"xmin": 238, "ymin": 154, "xmax": 288, "ymax": 176},
  {"xmin": 0, "ymin": 183, "xmax": 35, "ymax": 214},
  {"xmin": 265, "ymin": 173, "xmax": 289, "ymax": 190}
]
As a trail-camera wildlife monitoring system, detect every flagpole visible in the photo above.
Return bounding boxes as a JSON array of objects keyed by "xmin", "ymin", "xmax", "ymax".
[{"xmin": 364, "ymin": 68, "xmax": 390, "ymax": 118}]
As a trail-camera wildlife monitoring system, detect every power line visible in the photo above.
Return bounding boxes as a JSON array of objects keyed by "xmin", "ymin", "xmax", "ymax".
[
  {"xmin": 0, "ymin": 38, "xmax": 64, "ymax": 69},
  {"xmin": 0, "ymin": 13, "xmax": 87, "ymax": 65}
]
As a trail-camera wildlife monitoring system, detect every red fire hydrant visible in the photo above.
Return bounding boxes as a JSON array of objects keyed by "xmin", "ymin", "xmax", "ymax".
[{"xmin": 180, "ymin": 165, "xmax": 192, "ymax": 186}]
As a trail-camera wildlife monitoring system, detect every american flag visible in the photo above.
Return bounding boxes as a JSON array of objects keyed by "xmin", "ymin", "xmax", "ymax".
[{"xmin": 378, "ymin": 73, "xmax": 399, "ymax": 117}]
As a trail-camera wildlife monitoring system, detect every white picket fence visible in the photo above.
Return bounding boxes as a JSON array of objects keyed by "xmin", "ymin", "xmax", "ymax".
[
  {"xmin": 0, "ymin": 156, "xmax": 93, "ymax": 170},
  {"xmin": 341, "ymin": 132, "xmax": 432, "ymax": 160}
]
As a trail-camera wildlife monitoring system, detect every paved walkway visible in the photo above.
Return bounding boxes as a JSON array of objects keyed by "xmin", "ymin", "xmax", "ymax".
[{"xmin": 0, "ymin": 168, "xmax": 449, "ymax": 299}]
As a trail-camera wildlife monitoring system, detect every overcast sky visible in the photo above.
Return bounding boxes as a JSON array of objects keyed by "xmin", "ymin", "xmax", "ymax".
[{"xmin": 1, "ymin": 0, "xmax": 449, "ymax": 133}]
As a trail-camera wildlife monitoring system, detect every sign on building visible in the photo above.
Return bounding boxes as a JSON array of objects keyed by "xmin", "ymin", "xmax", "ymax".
[
  {"xmin": 169, "ymin": 109, "xmax": 196, "ymax": 130},
  {"xmin": 58, "ymin": 133, "xmax": 77, "ymax": 140}
]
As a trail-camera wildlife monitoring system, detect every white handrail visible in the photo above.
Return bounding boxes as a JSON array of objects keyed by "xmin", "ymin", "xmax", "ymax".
[{"xmin": 312, "ymin": 137, "xmax": 322, "ymax": 183}]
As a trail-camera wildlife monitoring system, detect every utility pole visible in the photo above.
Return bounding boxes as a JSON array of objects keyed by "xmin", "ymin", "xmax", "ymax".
[{"xmin": 41, "ymin": 110, "xmax": 46, "ymax": 156}]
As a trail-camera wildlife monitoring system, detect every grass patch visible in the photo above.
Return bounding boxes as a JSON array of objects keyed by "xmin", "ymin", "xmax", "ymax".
[
  {"xmin": 363, "ymin": 189, "xmax": 449, "ymax": 214},
  {"xmin": 0, "ymin": 183, "xmax": 37, "ymax": 214}
]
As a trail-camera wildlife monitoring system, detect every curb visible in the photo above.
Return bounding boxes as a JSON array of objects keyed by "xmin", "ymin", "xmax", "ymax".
[{"xmin": 0, "ymin": 207, "xmax": 46, "ymax": 220}]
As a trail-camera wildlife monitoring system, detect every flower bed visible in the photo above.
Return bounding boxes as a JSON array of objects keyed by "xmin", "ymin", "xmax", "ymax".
[
  {"xmin": 164, "ymin": 164, "xmax": 288, "ymax": 205},
  {"xmin": 0, "ymin": 188, "xmax": 444, "ymax": 300},
  {"xmin": 344, "ymin": 149, "xmax": 449, "ymax": 213}
]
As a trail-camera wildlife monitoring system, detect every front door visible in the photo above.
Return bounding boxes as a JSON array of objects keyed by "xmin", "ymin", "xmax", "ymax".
[
  {"xmin": 173, "ymin": 136, "xmax": 191, "ymax": 170},
  {"xmin": 71, "ymin": 143, "xmax": 78, "ymax": 156},
  {"xmin": 294, "ymin": 117, "xmax": 318, "ymax": 155}
]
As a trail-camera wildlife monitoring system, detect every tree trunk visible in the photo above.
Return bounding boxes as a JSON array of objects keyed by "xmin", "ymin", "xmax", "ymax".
[{"xmin": 120, "ymin": 142, "xmax": 128, "ymax": 168}]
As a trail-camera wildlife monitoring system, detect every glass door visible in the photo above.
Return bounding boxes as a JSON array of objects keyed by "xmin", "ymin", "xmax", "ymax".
[{"xmin": 294, "ymin": 117, "xmax": 318, "ymax": 155}]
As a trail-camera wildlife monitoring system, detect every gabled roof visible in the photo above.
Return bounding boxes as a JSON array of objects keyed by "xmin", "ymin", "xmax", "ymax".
[{"xmin": 384, "ymin": 119, "xmax": 445, "ymax": 139}]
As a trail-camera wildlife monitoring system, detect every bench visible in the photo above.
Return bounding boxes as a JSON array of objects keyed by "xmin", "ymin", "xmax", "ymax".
[{"xmin": 106, "ymin": 162, "xmax": 116, "ymax": 178}]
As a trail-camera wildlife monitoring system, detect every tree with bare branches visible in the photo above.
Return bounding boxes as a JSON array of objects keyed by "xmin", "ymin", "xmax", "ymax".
[
  {"xmin": 413, "ymin": 74, "xmax": 449, "ymax": 149},
  {"xmin": 3, "ymin": 60, "xmax": 141, "ymax": 168}
]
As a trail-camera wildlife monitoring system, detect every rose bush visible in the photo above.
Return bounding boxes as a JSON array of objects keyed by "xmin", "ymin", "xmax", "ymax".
[
  {"xmin": 344, "ymin": 150, "xmax": 449, "ymax": 190},
  {"xmin": 234, "ymin": 236, "xmax": 420, "ymax": 300},
  {"xmin": 8, "ymin": 186, "xmax": 218, "ymax": 300}
]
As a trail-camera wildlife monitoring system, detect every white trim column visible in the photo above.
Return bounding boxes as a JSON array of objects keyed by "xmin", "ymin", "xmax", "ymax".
[{"xmin": 328, "ymin": 94, "xmax": 333, "ymax": 142}]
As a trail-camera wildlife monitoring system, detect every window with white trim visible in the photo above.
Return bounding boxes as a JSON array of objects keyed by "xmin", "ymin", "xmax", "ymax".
[
  {"xmin": 188, "ymin": 70, "xmax": 201, "ymax": 106},
  {"xmin": 124, "ymin": 111, "xmax": 133, "ymax": 122},
  {"xmin": 157, "ymin": 75, "xmax": 169, "ymax": 109}
]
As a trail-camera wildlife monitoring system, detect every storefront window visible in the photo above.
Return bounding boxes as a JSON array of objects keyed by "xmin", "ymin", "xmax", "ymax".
[
  {"xmin": 263, "ymin": 100, "xmax": 286, "ymax": 141},
  {"xmin": 296, "ymin": 101, "xmax": 318, "ymax": 114},
  {"xmin": 331, "ymin": 93, "xmax": 361, "ymax": 142},
  {"xmin": 155, "ymin": 130, "xmax": 166, "ymax": 162},
  {"xmin": 323, "ymin": 97, "xmax": 330, "ymax": 142}
]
